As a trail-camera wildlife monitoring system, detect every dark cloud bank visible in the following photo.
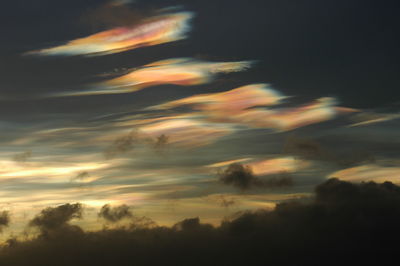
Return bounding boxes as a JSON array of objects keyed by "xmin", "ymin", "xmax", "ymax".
[{"xmin": 1, "ymin": 178, "xmax": 400, "ymax": 265}]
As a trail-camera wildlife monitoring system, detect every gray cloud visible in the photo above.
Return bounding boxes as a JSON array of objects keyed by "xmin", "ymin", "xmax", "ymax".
[
  {"xmin": 98, "ymin": 204, "xmax": 133, "ymax": 223},
  {"xmin": 218, "ymin": 163, "xmax": 293, "ymax": 191}
]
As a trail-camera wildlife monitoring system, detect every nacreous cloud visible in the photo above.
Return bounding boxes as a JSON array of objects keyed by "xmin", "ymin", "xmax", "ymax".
[
  {"xmin": 329, "ymin": 164, "xmax": 400, "ymax": 183},
  {"xmin": 27, "ymin": 12, "xmax": 193, "ymax": 57},
  {"xmin": 150, "ymin": 84, "xmax": 285, "ymax": 111},
  {"xmin": 59, "ymin": 58, "xmax": 253, "ymax": 96},
  {"xmin": 152, "ymin": 85, "xmax": 357, "ymax": 131},
  {"xmin": 139, "ymin": 118, "xmax": 233, "ymax": 148}
]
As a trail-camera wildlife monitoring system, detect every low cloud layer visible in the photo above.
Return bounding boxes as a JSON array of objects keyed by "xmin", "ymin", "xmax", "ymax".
[{"xmin": 0, "ymin": 179, "xmax": 399, "ymax": 265}]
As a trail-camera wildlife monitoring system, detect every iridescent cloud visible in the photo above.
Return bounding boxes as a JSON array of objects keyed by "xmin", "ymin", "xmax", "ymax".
[
  {"xmin": 139, "ymin": 118, "xmax": 233, "ymax": 148},
  {"xmin": 329, "ymin": 164, "xmax": 400, "ymax": 183},
  {"xmin": 234, "ymin": 97, "xmax": 357, "ymax": 131},
  {"xmin": 349, "ymin": 112, "xmax": 400, "ymax": 127},
  {"xmin": 27, "ymin": 12, "xmax": 193, "ymax": 56},
  {"xmin": 152, "ymin": 85, "xmax": 357, "ymax": 131},
  {"xmin": 150, "ymin": 84, "xmax": 285, "ymax": 112},
  {"xmin": 247, "ymin": 157, "xmax": 310, "ymax": 176},
  {"xmin": 53, "ymin": 58, "xmax": 253, "ymax": 96},
  {"xmin": 208, "ymin": 157, "xmax": 310, "ymax": 176}
]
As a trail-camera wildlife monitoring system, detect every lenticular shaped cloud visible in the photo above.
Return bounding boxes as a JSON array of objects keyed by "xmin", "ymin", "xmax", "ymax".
[
  {"xmin": 52, "ymin": 58, "xmax": 253, "ymax": 97},
  {"xmin": 27, "ymin": 12, "xmax": 193, "ymax": 57},
  {"xmin": 152, "ymin": 89, "xmax": 356, "ymax": 131},
  {"xmin": 103, "ymin": 58, "xmax": 252, "ymax": 89},
  {"xmin": 151, "ymin": 84, "xmax": 285, "ymax": 111},
  {"xmin": 329, "ymin": 164, "xmax": 400, "ymax": 183}
]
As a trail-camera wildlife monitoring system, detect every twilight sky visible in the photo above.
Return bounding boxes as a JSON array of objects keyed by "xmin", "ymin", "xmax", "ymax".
[{"xmin": 0, "ymin": 0, "xmax": 399, "ymax": 239}]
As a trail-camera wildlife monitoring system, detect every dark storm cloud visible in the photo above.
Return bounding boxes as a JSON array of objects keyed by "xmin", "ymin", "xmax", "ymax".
[
  {"xmin": 218, "ymin": 163, "xmax": 293, "ymax": 191},
  {"xmin": 98, "ymin": 204, "xmax": 133, "ymax": 223},
  {"xmin": 2, "ymin": 179, "xmax": 400, "ymax": 265}
]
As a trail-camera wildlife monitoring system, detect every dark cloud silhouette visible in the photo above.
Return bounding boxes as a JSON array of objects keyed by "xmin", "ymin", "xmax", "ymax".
[
  {"xmin": 71, "ymin": 171, "xmax": 90, "ymax": 183},
  {"xmin": 29, "ymin": 203, "xmax": 83, "ymax": 239},
  {"xmin": 0, "ymin": 211, "xmax": 10, "ymax": 233},
  {"xmin": 218, "ymin": 163, "xmax": 293, "ymax": 190},
  {"xmin": 1, "ymin": 179, "xmax": 400, "ymax": 265},
  {"xmin": 98, "ymin": 204, "xmax": 133, "ymax": 223},
  {"xmin": 172, "ymin": 217, "xmax": 214, "ymax": 232}
]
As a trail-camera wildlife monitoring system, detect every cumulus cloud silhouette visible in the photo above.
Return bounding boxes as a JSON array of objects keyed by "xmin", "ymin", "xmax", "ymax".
[
  {"xmin": 98, "ymin": 204, "xmax": 133, "ymax": 223},
  {"xmin": 218, "ymin": 163, "xmax": 293, "ymax": 190},
  {"xmin": 29, "ymin": 203, "xmax": 83, "ymax": 239}
]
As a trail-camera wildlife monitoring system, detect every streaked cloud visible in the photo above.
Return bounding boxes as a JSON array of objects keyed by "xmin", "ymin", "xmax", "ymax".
[
  {"xmin": 329, "ymin": 164, "xmax": 400, "ymax": 183},
  {"xmin": 139, "ymin": 118, "xmax": 233, "ymax": 148},
  {"xmin": 208, "ymin": 156, "xmax": 309, "ymax": 177},
  {"xmin": 27, "ymin": 11, "xmax": 193, "ymax": 57},
  {"xmin": 247, "ymin": 157, "xmax": 310, "ymax": 176},
  {"xmin": 349, "ymin": 112, "xmax": 400, "ymax": 127},
  {"xmin": 56, "ymin": 58, "xmax": 253, "ymax": 96},
  {"xmin": 150, "ymin": 83, "xmax": 285, "ymax": 111},
  {"xmin": 153, "ymin": 85, "xmax": 357, "ymax": 131}
]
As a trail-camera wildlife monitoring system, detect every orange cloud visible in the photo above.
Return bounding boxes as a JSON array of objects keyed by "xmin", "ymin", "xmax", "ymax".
[
  {"xmin": 248, "ymin": 157, "xmax": 310, "ymax": 176},
  {"xmin": 27, "ymin": 12, "xmax": 193, "ymax": 56},
  {"xmin": 52, "ymin": 58, "xmax": 253, "ymax": 97},
  {"xmin": 151, "ymin": 84, "xmax": 284, "ymax": 112},
  {"xmin": 208, "ymin": 157, "xmax": 309, "ymax": 176}
]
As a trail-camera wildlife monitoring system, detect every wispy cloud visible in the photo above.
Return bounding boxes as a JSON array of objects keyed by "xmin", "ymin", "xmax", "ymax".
[
  {"xmin": 27, "ymin": 11, "xmax": 193, "ymax": 57},
  {"xmin": 329, "ymin": 164, "xmax": 400, "ymax": 183},
  {"xmin": 150, "ymin": 83, "xmax": 284, "ymax": 111},
  {"xmin": 152, "ymin": 85, "xmax": 357, "ymax": 131},
  {"xmin": 52, "ymin": 58, "xmax": 253, "ymax": 97}
]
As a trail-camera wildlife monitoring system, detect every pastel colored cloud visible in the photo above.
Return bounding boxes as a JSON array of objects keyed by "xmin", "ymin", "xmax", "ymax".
[
  {"xmin": 151, "ymin": 84, "xmax": 285, "ymax": 112},
  {"xmin": 139, "ymin": 118, "xmax": 233, "ymax": 148},
  {"xmin": 27, "ymin": 12, "xmax": 193, "ymax": 57},
  {"xmin": 52, "ymin": 58, "xmax": 253, "ymax": 97},
  {"xmin": 329, "ymin": 164, "xmax": 400, "ymax": 183},
  {"xmin": 209, "ymin": 157, "xmax": 309, "ymax": 176},
  {"xmin": 152, "ymin": 85, "xmax": 357, "ymax": 131}
]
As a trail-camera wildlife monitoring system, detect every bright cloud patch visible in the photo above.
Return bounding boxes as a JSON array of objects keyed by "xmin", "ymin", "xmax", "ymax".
[{"xmin": 27, "ymin": 12, "xmax": 193, "ymax": 57}]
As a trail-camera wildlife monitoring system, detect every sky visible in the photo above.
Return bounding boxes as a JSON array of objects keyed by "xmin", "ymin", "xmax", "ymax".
[{"xmin": 0, "ymin": 0, "xmax": 399, "ymax": 242}]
